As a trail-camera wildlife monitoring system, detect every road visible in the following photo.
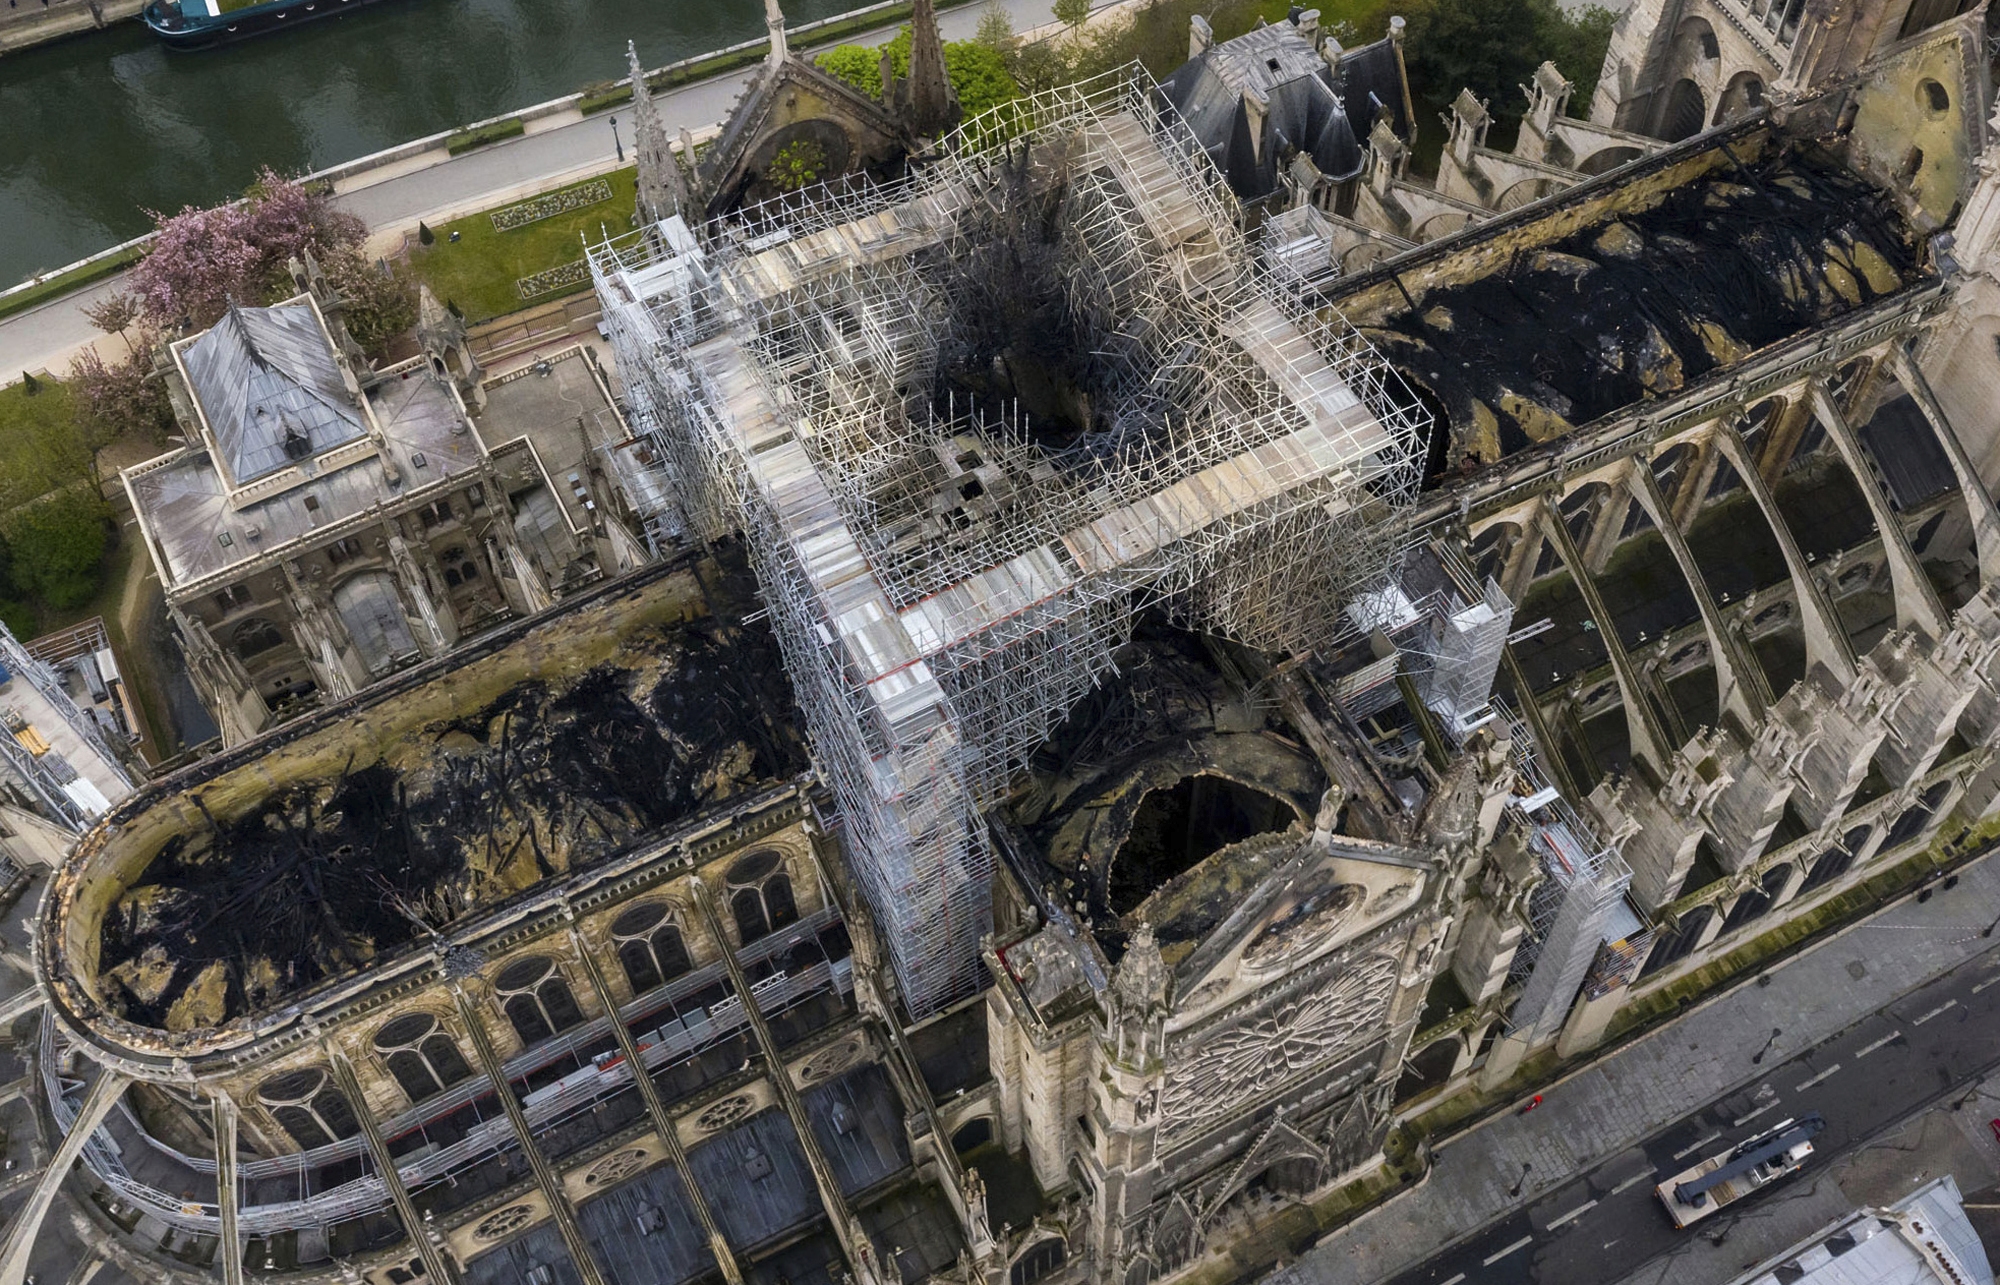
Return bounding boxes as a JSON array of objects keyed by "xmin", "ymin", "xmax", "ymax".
[
  {"xmin": 0, "ymin": 0, "xmax": 1074, "ymax": 382},
  {"xmin": 1384, "ymin": 940, "xmax": 2000, "ymax": 1285}
]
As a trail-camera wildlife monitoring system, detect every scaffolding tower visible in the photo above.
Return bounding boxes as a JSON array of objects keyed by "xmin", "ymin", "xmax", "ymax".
[
  {"xmin": 1337, "ymin": 542, "xmax": 1513, "ymax": 730},
  {"xmin": 1496, "ymin": 701, "xmax": 1636, "ymax": 1042},
  {"xmin": 588, "ymin": 67, "xmax": 1429, "ymax": 1016}
]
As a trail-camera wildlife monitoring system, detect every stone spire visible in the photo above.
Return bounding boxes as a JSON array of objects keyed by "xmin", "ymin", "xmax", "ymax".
[
  {"xmin": 902, "ymin": 0, "xmax": 960, "ymax": 135},
  {"xmin": 628, "ymin": 40, "xmax": 688, "ymax": 224},
  {"xmin": 764, "ymin": 0, "xmax": 788, "ymax": 67}
]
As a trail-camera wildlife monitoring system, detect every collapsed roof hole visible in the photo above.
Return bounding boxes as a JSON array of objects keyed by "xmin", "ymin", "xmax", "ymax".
[
  {"xmin": 1107, "ymin": 774, "xmax": 1298, "ymax": 916},
  {"xmin": 1401, "ymin": 372, "xmax": 1453, "ymax": 486}
]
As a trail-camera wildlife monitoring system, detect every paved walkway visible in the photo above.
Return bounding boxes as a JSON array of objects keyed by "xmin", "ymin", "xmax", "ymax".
[
  {"xmin": 1273, "ymin": 846, "xmax": 2000, "ymax": 1285},
  {"xmin": 0, "ymin": 0, "xmax": 1077, "ymax": 382}
]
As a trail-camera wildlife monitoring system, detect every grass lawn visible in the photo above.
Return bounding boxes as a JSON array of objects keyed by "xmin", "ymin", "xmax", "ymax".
[{"xmin": 406, "ymin": 168, "xmax": 638, "ymax": 325}]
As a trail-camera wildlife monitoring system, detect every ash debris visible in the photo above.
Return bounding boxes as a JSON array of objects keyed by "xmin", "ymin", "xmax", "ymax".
[
  {"xmin": 98, "ymin": 558, "xmax": 808, "ymax": 1031},
  {"xmin": 1009, "ymin": 617, "xmax": 1325, "ymax": 960},
  {"xmin": 1351, "ymin": 143, "xmax": 1920, "ymax": 465}
]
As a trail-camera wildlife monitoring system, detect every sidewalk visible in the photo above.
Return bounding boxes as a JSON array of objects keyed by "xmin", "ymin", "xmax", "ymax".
[
  {"xmin": 0, "ymin": 0, "xmax": 142, "ymax": 56},
  {"xmin": 1272, "ymin": 846, "xmax": 2000, "ymax": 1285}
]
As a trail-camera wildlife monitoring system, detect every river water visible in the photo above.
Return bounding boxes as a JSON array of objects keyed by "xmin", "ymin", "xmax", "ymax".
[{"xmin": 0, "ymin": 0, "xmax": 862, "ymax": 286}]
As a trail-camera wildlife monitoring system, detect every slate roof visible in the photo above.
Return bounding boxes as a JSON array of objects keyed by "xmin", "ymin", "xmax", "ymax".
[
  {"xmin": 179, "ymin": 302, "xmax": 367, "ymax": 487},
  {"xmin": 1332, "ymin": 37, "xmax": 1410, "ymax": 140},
  {"xmin": 1161, "ymin": 22, "xmax": 1407, "ymax": 204}
]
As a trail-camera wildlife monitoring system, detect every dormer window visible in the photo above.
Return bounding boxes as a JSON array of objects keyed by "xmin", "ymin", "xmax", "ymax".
[
  {"xmin": 218, "ymin": 532, "xmax": 234, "ymax": 547},
  {"xmin": 281, "ymin": 421, "xmax": 312, "ymax": 461}
]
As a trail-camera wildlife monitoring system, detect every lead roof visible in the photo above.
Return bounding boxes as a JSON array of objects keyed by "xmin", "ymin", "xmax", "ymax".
[
  {"xmin": 685, "ymin": 1107, "xmax": 822, "ymax": 1251},
  {"xmin": 579, "ymin": 1159, "xmax": 719, "ymax": 1285},
  {"xmin": 180, "ymin": 302, "xmax": 367, "ymax": 487},
  {"xmin": 802, "ymin": 1062, "xmax": 912, "ymax": 1197}
]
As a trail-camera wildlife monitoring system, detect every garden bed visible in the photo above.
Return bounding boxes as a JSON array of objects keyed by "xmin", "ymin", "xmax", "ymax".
[{"xmin": 405, "ymin": 167, "xmax": 637, "ymax": 324}]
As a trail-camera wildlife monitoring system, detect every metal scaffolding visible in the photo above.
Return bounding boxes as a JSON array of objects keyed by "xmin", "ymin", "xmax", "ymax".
[
  {"xmin": 589, "ymin": 66, "xmax": 1428, "ymax": 1016},
  {"xmin": 1496, "ymin": 701, "xmax": 1635, "ymax": 1042},
  {"xmin": 1330, "ymin": 541, "xmax": 1511, "ymax": 734}
]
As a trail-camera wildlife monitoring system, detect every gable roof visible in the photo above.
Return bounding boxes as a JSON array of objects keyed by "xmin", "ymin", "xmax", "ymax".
[
  {"xmin": 1162, "ymin": 23, "xmax": 1369, "ymax": 202},
  {"xmin": 180, "ymin": 300, "xmax": 367, "ymax": 487},
  {"xmin": 698, "ymin": 56, "xmax": 910, "ymax": 217}
]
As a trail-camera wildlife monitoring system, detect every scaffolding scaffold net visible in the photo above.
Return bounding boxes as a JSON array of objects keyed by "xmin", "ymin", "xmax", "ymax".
[{"xmin": 588, "ymin": 66, "xmax": 1430, "ymax": 1016}]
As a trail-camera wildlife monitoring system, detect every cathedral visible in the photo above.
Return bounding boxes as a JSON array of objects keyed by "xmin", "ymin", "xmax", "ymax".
[{"xmin": 14, "ymin": 0, "xmax": 2000, "ymax": 1283}]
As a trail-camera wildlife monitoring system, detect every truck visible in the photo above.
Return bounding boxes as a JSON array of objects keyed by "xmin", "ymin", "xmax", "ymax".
[{"xmin": 1656, "ymin": 1113, "xmax": 1825, "ymax": 1228}]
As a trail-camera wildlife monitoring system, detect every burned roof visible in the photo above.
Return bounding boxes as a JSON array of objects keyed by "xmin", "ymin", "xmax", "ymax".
[
  {"xmin": 74, "ymin": 556, "xmax": 809, "ymax": 1032},
  {"xmin": 1007, "ymin": 619, "xmax": 1326, "ymax": 960},
  {"xmin": 1327, "ymin": 132, "xmax": 1921, "ymax": 465},
  {"xmin": 178, "ymin": 301, "xmax": 367, "ymax": 487}
]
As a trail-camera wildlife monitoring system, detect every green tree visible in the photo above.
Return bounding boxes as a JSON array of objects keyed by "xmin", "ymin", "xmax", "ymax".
[
  {"xmin": 1401, "ymin": 0, "xmax": 1617, "ymax": 154},
  {"xmin": 0, "ymin": 488, "xmax": 109, "ymax": 612},
  {"xmin": 1053, "ymin": 0, "xmax": 1090, "ymax": 30},
  {"xmin": 0, "ymin": 600, "xmax": 33, "ymax": 641},
  {"xmin": 818, "ymin": 30, "xmax": 1020, "ymax": 116},
  {"xmin": 819, "ymin": 41, "xmax": 891, "ymax": 97},
  {"xmin": 948, "ymin": 40, "xmax": 1020, "ymax": 117},
  {"xmin": 0, "ymin": 379, "xmax": 93, "ymax": 513},
  {"xmin": 1539, "ymin": 5, "xmax": 1618, "ymax": 110},
  {"xmin": 975, "ymin": 0, "xmax": 1014, "ymax": 51}
]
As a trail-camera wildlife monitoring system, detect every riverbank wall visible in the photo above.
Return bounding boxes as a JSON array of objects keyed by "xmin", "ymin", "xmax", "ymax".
[{"xmin": 0, "ymin": 0, "xmax": 142, "ymax": 55}]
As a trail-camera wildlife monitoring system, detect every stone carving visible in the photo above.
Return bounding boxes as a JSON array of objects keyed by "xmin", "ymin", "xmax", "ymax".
[
  {"xmin": 963, "ymin": 1164, "xmax": 993, "ymax": 1249},
  {"xmin": 1160, "ymin": 953, "xmax": 1398, "ymax": 1138},
  {"xmin": 693, "ymin": 1093, "xmax": 757, "ymax": 1134},
  {"xmin": 794, "ymin": 1031, "xmax": 868, "ymax": 1085},
  {"xmin": 584, "ymin": 1146, "xmax": 650, "ymax": 1188},
  {"xmin": 471, "ymin": 1202, "xmax": 537, "ymax": 1243},
  {"xmin": 1239, "ymin": 867, "xmax": 1366, "ymax": 973}
]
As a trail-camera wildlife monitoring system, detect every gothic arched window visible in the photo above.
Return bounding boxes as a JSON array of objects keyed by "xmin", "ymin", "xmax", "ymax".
[
  {"xmin": 258, "ymin": 1068, "xmax": 359, "ymax": 1150},
  {"xmin": 611, "ymin": 901, "xmax": 693, "ymax": 995},
  {"xmin": 726, "ymin": 851, "xmax": 798, "ymax": 945},
  {"xmin": 494, "ymin": 956, "xmax": 584, "ymax": 1047},
  {"xmin": 374, "ymin": 1012, "xmax": 472, "ymax": 1104}
]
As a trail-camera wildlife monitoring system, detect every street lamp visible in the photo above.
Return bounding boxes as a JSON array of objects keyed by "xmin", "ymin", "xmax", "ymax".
[
  {"xmin": 1509, "ymin": 1161, "xmax": 1533, "ymax": 1197},
  {"xmin": 609, "ymin": 115, "xmax": 625, "ymax": 163},
  {"xmin": 1981, "ymin": 905, "xmax": 2000, "ymax": 938},
  {"xmin": 1751, "ymin": 1026, "xmax": 1781, "ymax": 1065}
]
